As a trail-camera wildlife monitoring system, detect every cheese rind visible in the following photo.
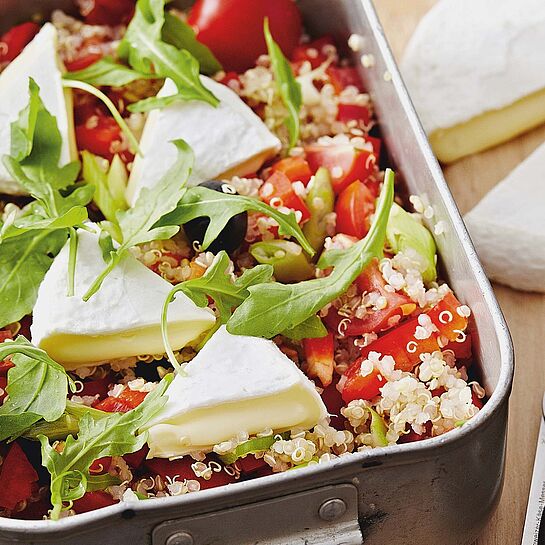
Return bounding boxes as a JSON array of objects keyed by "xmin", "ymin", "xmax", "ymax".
[
  {"xmin": 464, "ymin": 142, "xmax": 545, "ymax": 292},
  {"xmin": 126, "ymin": 76, "xmax": 281, "ymax": 205},
  {"xmin": 30, "ymin": 227, "xmax": 215, "ymax": 368},
  {"xmin": 401, "ymin": 0, "xmax": 545, "ymax": 161},
  {"xmin": 0, "ymin": 23, "xmax": 76, "ymax": 194},
  {"xmin": 145, "ymin": 326, "xmax": 327, "ymax": 457}
]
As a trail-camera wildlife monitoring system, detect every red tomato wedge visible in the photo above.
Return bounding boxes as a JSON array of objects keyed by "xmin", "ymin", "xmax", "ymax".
[
  {"xmin": 76, "ymin": 115, "xmax": 133, "ymax": 163},
  {"xmin": 0, "ymin": 22, "xmax": 40, "ymax": 64},
  {"xmin": 64, "ymin": 52, "xmax": 103, "ymax": 72},
  {"xmin": 324, "ymin": 260, "xmax": 414, "ymax": 336},
  {"xmin": 270, "ymin": 156, "xmax": 312, "ymax": 185},
  {"xmin": 327, "ymin": 66, "xmax": 365, "ymax": 94},
  {"xmin": 145, "ymin": 457, "xmax": 236, "ymax": 490},
  {"xmin": 259, "ymin": 170, "xmax": 310, "ymax": 222},
  {"xmin": 334, "ymin": 180, "xmax": 375, "ymax": 239},
  {"xmin": 0, "ymin": 443, "xmax": 39, "ymax": 510},
  {"xmin": 93, "ymin": 389, "xmax": 147, "ymax": 413},
  {"xmin": 188, "ymin": 0, "xmax": 302, "ymax": 73},
  {"xmin": 72, "ymin": 491, "xmax": 117, "ymax": 514},
  {"xmin": 291, "ymin": 36, "xmax": 336, "ymax": 69},
  {"xmin": 303, "ymin": 332, "xmax": 334, "ymax": 387},
  {"xmin": 77, "ymin": 0, "xmax": 135, "ymax": 26},
  {"xmin": 305, "ymin": 144, "xmax": 377, "ymax": 195},
  {"xmin": 341, "ymin": 365, "xmax": 386, "ymax": 403},
  {"xmin": 337, "ymin": 103, "xmax": 371, "ymax": 127}
]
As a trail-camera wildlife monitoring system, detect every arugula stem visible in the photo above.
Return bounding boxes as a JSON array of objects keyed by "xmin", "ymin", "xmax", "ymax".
[
  {"xmin": 160, "ymin": 286, "xmax": 183, "ymax": 372},
  {"xmin": 62, "ymin": 80, "xmax": 142, "ymax": 156},
  {"xmin": 67, "ymin": 227, "xmax": 78, "ymax": 297},
  {"xmin": 82, "ymin": 255, "xmax": 119, "ymax": 301}
]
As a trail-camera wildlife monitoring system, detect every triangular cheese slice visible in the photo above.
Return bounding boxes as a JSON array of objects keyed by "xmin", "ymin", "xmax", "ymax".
[
  {"xmin": 126, "ymin": 76, "xmax": 281, "ymax": 205},
  {"xmin": 0, "ymin": 23, "xmax": 77, "ymax": 194},
  {"xmin": 464, "ymin": 142, "xmax": 545, "ymax": 292},
  {"xmin": 31, "ymin": 228, "xmax": 215, "ymax": 369},
  {"xmin": 146, "ymin": 326, "xmax": 327, "ymax": 457},
  {"xmin": 402, "ymin": 0, "xmax": 545, "ymax": 162}
]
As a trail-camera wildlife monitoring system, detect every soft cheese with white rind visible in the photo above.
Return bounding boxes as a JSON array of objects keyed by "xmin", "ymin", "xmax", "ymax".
[
  {"xmin": 146, "ymin": 326, "xmax": 327, "ymax": 457},
  {"xmin": 31, "ymin": 228, "xmax": 215, "ymax": 368},
  {"xmin": 0, "ymin": 23, "xmax": 76, "ymax": 194},
  {"xmin": 126, "ymin": 76, "xmax": 281, "ymax": 205},
  {"xmin": 464, "ymin": 142, "xmax": 545, "ymax": 292},
  {"xmin": 401, "ymin": 0, "xmax": 545, "ymax": 162}
]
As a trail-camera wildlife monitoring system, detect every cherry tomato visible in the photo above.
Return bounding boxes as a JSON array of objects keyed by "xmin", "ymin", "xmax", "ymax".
[
  {"xmin": 341, "ymin": 365, "xmax": 386, "ymax": 403},
  {"xmin": 303, "ymin": 332, "xmax": 334, "ymax": 387},
  {"xmin": 324, "ymin": 260, "xmax": 414, "ymax": 336},
  {"xmin": 327, "ymin": 66, "xmax": 365, "ymax": 94},
  {"xmin": 93, "ymin": 389, "xmax": 147, "ymax": 413},
  {"xmin": 64, "ymin": 52, "xmax": 103, "ymax": 72},
  {"xmin": 76, "ymin": 115, "xmax": 133, "ymax": 163},
  {"xmin": 291, "ymin": 36, "xmax": 336, "ymax": 69},
  {"xmin": 0, "ymin": 22, "xmax": 40, "ymax": 64},
  {"xmin": 0, "ymin": 443, "xmax": 39, "ymax": 510},
  {"xmin": 188, "ymin": 0, "xmax": 302, "ymax": 73},
  {"xmin": 72, "ymin": 491, "xmax": 117, "ymax": 514},
  {"xmin": 270, "ymin": 156, "xmax": 312, "ymax": 185},
  {"xmin": 259, "ymin": 170, "xmax": 310, "ymax": 223},
  {"xmin": 145, "ymin": 457, "xmax": 236, "ymax": 490},
  {"xmin": 334, "ymin": 180, "xmax": 375, "ymax": 239},
  {"xmin": 76, "ymin": 0, "xmax": 135, "ymax": 26},
  {"xmin": 305, "ymin": 144, "xmax": 377, "ymax": 195},
  {"xmin": 337, "ymin": 103, "xmax": 371, "ymax": 128}
]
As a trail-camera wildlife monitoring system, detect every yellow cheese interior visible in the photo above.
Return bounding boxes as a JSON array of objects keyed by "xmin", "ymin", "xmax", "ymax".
[
  {"xmin": 39, "ymin": 319, "xmax": 213, "ymax": 370},
  {"xmin": 220, "ymin": 148, "xmax": 278, "ymax": 180},
  {"xmin": 146, "ymin": 384, "xmax": 324, "ymax": 458},
  {"xmin": 429, "ymin": 87, "xmax": 545, "ymax": 163}
]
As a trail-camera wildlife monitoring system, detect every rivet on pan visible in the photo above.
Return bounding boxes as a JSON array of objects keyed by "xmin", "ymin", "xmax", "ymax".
[
  {"xmin": 165, "ymin": 531, "xmax": 194, "ymax": 545},
  {"xmin": 318, "ymin": 498, "xmax": 347, "ymax": 521}
]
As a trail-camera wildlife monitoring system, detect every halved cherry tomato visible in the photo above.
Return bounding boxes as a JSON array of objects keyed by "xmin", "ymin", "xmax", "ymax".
[
  {"xmin": 188, "ymin": 0, "xmax": 302, "ymax": 73},
  {"xmin": 291, "ymin": 36, "xmax": 335, "ymax": 69},
  {"xmin": 341, "ymin": 365, "xmax": 386, "ymax": 403},
  {"xmin": 145, "ymin": 457, "xmax": 236, "ymax": 490},
  {"xmin": 0, "ymin": 443, "xmax": 39, "ymax": 510},
  {"xmin": 271, "ymin": 156, "xmax": 312, "ymax": 185},
  {"xmin": 0, "ymin": 22, "xmax": 40, "ymax": 64},
  {"xmin": 93, "ymin": 389, "xmax": 147, "ymax": 413},
  {"xmin": 327, "ymin": 66, "xmax": 365, "ymax": 94},
  {"xmin": 0, "ymin": 376, "xmax": 7, "ymax": 403},
  {"xmin": 303, "ymin": 331, "xmax": 334, "ymax": 387},
  {"xmin": 259, "ymin": 171, "xmax": 310, "ymax": 222},
  {"xmin": 76, "ymin": 115, "xmax": 133, "ymax": 163},
  {"xmin": 305, "ymin": 145, "xmax": 377, "ymax": 195},
  {"xmin": 337, "ymin": 103, "xmax": 371, "ymax": 127},
  {"xmin": 64, "ymin": 52, "xmax": 103, "ymax": 72},
  {"xmin": 324, "ymin": 260, "xmax": 414, "ymax": 336},
  {"xmin": 334, "ymin": 180, "xmax": 375, "ymax": 239},
  {"xmin": 72, "ymin": 491, "xmax": 117, "ymax": 514},
  {"xmin": 77, "ymin": 0, "xmax": 135, "ymax": 26}
]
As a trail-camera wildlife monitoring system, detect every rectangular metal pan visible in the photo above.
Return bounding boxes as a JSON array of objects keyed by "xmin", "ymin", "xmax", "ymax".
[{"xmin": 0, "ymin": 1, "xmax": 514, "ymax": 544}]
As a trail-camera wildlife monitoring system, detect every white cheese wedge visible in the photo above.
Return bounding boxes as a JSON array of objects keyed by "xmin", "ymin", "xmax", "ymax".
[
  {"xmin": 30, "ymin": 228, "xmax": 215, "ymax": 369},
  {"xmin": 464, "ymin": 142, "xmax": 545, "ymax": 292},
  {"xmin": 145, "ymin": 326, "xmax": 327, "ymax": 457},
  {"xmin": 401, "ymin": 0, "xmax": 545, "ymax": 163},
  {"xmin": 0, "ymin": 23, "xmax": 76, "ymax": 194},
  {"xmin": 126, "ymin": 76, "xmax": 281, "ymax": 205}
]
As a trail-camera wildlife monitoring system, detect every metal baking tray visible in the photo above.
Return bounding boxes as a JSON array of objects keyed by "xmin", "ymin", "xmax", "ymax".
[{"xmin": 0, "ymin": 1, "xmax": 514, "ymax": 544}]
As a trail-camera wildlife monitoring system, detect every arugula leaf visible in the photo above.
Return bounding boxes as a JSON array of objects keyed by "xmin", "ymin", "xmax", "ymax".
[
  {"xmin": 81, "ymin": 152, "xmax": 128, "ymax": 225},
  {"xmin": 127, "ymin": 93, "xmax": 186, "ymax": 113},
  {"xmin": 386, "ymin": 202, "xmax": 437, "ymax": 285},
  {"xmin": 65, "ymin": 56, "xmax": 158, "ymax": 87},
  {"xmin": 119, "ymin": 0, "xmax": 218, "ymax": 108},
  {"xmin": 161, "ymin": 251, "xmax": 273, "ymax": 367},
  {"xmin": 83, "ymin": 139, "xmax": 194, "ymax": 300},
  {"xmin": 0, "ymin": 337, "xmax": 73, "ymax": 441},
  {"xmin": 264, "ymin": 18, "xmax": 302, "ymax": 149},
  {"xmin": 282, "ymin": 314, "xmax": 328, "ymax": 341},
  {"xmin": 227, "ymin": 169, "xmax": 395, "ymax": 338},
  {"xmin": 159, "ymin": 186, "xmax": 315, "ymax": 256},
  {"xmin": 39, "ymin": 374, "xmax": 173, "ymax": 520},
  {"xmin": 0, "ymin": 229, "xmax": 67, "ymax": 328},
  {"xmin": 162, "ymin": 12, "xmax": 222, "ymax": 75}
]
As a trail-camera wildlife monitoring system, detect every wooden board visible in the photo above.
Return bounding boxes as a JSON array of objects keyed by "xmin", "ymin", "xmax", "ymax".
[{"xmin": 372, "ymin": 1, "xmax": 545, "ymax": 544}]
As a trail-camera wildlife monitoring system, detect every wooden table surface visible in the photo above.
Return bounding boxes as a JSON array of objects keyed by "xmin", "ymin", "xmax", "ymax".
[{"xmin": 373, "ymin": 1, "xmax": 545, "ymax": 544}]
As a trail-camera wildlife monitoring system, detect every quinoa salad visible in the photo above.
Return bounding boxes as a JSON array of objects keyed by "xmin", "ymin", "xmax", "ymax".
[{"xmin": 0, "ymin": 0, "xmax": 484, "ymax": 520}]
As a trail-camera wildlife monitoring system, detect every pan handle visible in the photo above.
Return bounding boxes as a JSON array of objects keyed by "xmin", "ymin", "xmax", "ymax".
[{"xmin": 152, "ymin": 483, "xmax": 363, "ymax": 545}]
